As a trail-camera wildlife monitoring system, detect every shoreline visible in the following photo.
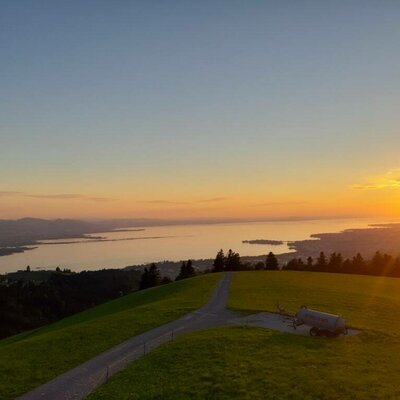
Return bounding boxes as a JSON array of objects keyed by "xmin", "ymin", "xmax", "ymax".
[{"xmin": 1, "ymin": 222, "xmax": 400, "ymax": 276}]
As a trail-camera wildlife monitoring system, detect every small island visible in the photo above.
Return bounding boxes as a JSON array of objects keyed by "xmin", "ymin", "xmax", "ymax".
[{"xmin": 242, "ymin": 239, "xmax": 284, "ymax": 245}]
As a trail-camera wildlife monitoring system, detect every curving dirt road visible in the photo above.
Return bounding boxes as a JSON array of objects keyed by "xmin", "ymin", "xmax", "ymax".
[{"xmin": 18, "ymin": 273, "xmax": 237, "ymax": 400}]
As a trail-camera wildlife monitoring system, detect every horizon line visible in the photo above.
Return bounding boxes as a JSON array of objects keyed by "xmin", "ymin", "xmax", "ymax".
[{"xmin": 1, "ymin": 214, "xmax": 396, "ymax": 226}]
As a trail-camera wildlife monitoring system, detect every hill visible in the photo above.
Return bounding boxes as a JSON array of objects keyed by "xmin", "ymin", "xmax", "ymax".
[
  {"xmin": 0, "ymin": 273, "xmax": 220, "ymax": 400},
  {"xmin": 87, "ymin": 271, "xmax": 400, "ymax": 399},
  {"xmin": 0, "ymin": 217, "xmax": 170, "ymax": 254}
]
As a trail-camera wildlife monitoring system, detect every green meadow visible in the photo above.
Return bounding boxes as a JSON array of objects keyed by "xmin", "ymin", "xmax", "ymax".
[
  {"xmin": 229, "ymin": 271, "xmax": 400, "ymax": 335},
  {"xmin": 88, "ymin": 271, "xmax": 400, "ymax": 400},
  {"xmin": 0, "ymin": 273, "xmax": 220, "ymax": 400}
]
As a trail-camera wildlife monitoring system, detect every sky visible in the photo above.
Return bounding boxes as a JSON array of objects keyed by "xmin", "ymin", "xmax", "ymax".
[{"xmin": 1, "ymin": 1, "xmax": 400, "ymax": 221}]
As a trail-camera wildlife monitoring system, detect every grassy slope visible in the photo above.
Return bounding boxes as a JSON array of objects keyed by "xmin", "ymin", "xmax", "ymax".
[
  {"xmin": 0, "ymin": 273, "xmax": 220, "ymax": 400},
  {"xmin": 88, "ymin": 271, "xmax": 400, "ymax": 400},
  {"xmin": 87, "ymin": 326, "xmax": 400, "ymax": 400},
  {"xmin": 228, "ymin": 271, "xmax": 400, "ymax": 335}
]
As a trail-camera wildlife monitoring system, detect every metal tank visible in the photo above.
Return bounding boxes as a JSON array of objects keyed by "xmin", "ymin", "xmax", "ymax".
[{"xmin": 295, "ymin": 306, "xmax": 347, "ymax": 337}]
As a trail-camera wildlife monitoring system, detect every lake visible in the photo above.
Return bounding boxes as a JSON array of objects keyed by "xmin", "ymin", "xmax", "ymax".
[{"xmin": 0, "ymin": 218, "xmax": 397, "ymax": 273}]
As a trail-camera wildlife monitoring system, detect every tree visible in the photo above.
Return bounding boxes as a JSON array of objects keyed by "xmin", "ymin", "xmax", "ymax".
[
  {"xmin": 369, "ymin": 251, "xmax": 391, "ymax": 275},
  {"xmin": 342, "ymin": 258, "xmax": 352, "ymax": 273},
  {"xmin": 148, "ymin": 263, "xmax": 161, "ymax": 286},
  {"xmin": 186, "ymin": 259, "xmax": 195, "ymax": 276},
  {"xmin": 265, "ymin": 252, "xmax": 279, "ymax": 270},
  {"xmin": 139, "ymin": 268, "xmax": 150, "ymax": 290},
  {"xmin": 139, "ymin": 263, "xmax": 161, "ymax": 289},
  {"xmin": 306, "ymin": 256, "xmax": 314, "ymax": 269},
  {"xmin": 283, "ymin": 258, "xmax": 300, "ymax": 271},
  {"xmin": 175, "ymin": 261, "xmax": 186, "ymax": 281},
  {"xmin": 350, "ymin": 253, "xmax": 365, "ymax": 274},
  {"xmin": 328, "ymin": 252, "xmax": 343, "ymax": 272},
  {"xmin": 26, "ymin": 265, "xmax": 31, "ymax": 272},
  {"xmin": 241, "ymin": 262, "xmax": 254, "ymax": 271},
  {"xmin": 283, "ymin": 258, "xmax": 306, "ymax": 271},
  {"xmin": 254, "ymin": 261, "xmax": 265, "ymax": 270},
  {"xmin": 316, "ymin": 252, "xmax": 327, "ymax": 271},
  {"xmin": 175, "ymin": 260, "xmax": 196, "ymax": 281},
  {"xmin": 225, "ymin": 249, "xmax": 242, "ymax": 271},
  {"xmin": 391, "ymin": 257, "xmax": 400, "ymax": 277},
  {"xmin": 212, "ymin": 249, "xmax": 225, "ymax": 272},
  {"xmin": 370, "ymin": 252, "xmax": 394, "ymax": 276}
]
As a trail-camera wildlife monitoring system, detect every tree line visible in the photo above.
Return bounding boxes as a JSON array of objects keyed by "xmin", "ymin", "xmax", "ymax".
[
  {"xmin": 283, "ymin": 251, "xmax": 400, "ymax": 277},
  {"xmin": 137, "ymin": 249, "xmax": 281, "ymax": 292},
  {"xmin": 137, "ymin": 249, "xmax": 280, "ymax": 293},
  {"xmin": 208, "ymin": 248, "xmax": 400, "ymax": 278},
  {"xmin": 211, "ymin": 249, "xmax": 279, "ymax": 272},
  {"xmin": 138, "ymin": 259, "xmax": 196, "ymax": 289}
]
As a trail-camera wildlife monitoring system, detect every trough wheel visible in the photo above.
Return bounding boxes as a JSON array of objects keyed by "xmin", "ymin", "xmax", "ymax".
[{"xmin": 310, "ymin": 327, "xmax": 320, "ymax": 337}]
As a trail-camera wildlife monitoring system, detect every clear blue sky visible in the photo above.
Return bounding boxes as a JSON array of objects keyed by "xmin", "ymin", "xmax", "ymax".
[{"xmin": 1, "ymin": 1, "xmax": 400, "ymax": 219}]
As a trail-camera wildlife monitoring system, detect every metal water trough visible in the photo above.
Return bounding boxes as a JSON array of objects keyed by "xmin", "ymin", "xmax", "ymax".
[
  {"xmin": 295, "ymin": 306, "xmax": 347, "ymax": 337},
  {"xmin": 277, "ymin": 303, "xmax": 348, "ymax": 337}
]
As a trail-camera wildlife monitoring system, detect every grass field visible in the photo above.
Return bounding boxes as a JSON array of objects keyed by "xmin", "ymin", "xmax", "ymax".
[
  {"xmin": 229, "ymin": 271, "xmax": 400, "ymax": 335},
  {"xmin": 0, "ymin": 273, "xmax": 220, "ymax": 400},
  {"xmin": 88, "ymin": 271, "xmax": 400, "ymax": 399}
]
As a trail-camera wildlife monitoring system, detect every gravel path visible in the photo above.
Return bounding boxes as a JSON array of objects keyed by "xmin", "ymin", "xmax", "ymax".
[{"xmin": 18, "ymin": 273, "xmax": 237, "ymax": 400}]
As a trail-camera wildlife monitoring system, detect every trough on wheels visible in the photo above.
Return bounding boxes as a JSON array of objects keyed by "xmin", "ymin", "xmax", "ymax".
[
  {"xmin": 294, "ymin": 306, "xmax": 347, "ymax": 337},
  {"xmin": 276, "ymin": 303, "xmax": 348, "ymax": 337}
]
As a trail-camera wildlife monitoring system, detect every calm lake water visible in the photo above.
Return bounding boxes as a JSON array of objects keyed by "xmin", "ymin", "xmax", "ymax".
[{"xmin": 0, "ymin": 218, "xmax": 397, "ymax": 273}]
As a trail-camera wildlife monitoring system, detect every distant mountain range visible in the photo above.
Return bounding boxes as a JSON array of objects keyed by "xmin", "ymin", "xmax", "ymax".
[
  {"xmin": 0, "ymin": 217, "xmax": 258, "ymax": 251},
  {"xmin": 0, "ymin": 218, "xmax": 159, "ymax": 249}
]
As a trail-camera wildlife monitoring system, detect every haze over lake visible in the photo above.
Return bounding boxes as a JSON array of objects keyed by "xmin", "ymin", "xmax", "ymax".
[{"xmin": 1, "ymin": 218, "xmax": 397, "ymax": 274}]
